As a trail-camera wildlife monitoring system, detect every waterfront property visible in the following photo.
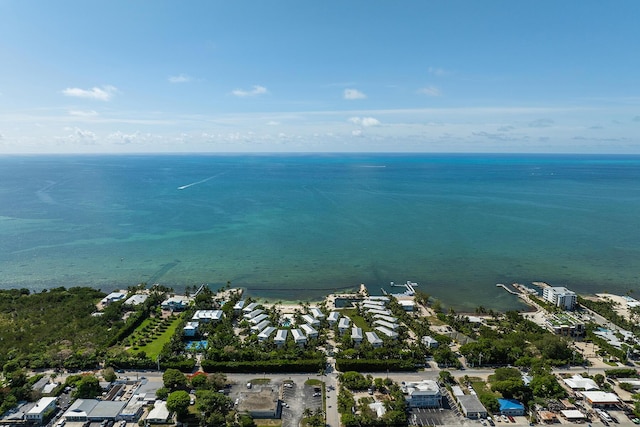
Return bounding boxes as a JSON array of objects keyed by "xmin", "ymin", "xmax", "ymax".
[
  {"xmin": 542, "ymin": 286, "xmax": 577, "ymax": 310},
  {"xmin": 365, "ymin": 331, "xmax": 383, "ymax": 348},
  {"xmin": 274, "ymin": 329, "xmax": 288, "ymax": 347},
  {"xmin": 351, "ymin": 327, "xmax": 363, "ymax": 345},
  {"xmin": 300, "ymin": 323, "xmax": 318, "ymax": 339},
  {"xmin": 193, "ymin": 309, "xmax": 224, "ymax": 323},
  {"xmin": 291, "ymin": 328, "xmax": 307, "ymax": 346},
  {"xmin": 338, "ymin": 317, "xmax": 351, "ymax": 335},
  {"xmin": 327, "ymin": 311, "xmax": 340, "ymax": 325},
  {"xmin": 258, "ymin": 326, "xmax": 277, "ymax": 342}
]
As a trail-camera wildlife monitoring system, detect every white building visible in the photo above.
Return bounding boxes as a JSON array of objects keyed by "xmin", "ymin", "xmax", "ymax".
[
  {"xmin": 543, "ymin": 286, "xmax": 577, "ymax": 310},
  {"xmin": 192, "ymin": 310, "xmax": 224, "ymax": 323},
  {"xmin": 351, "ymin": 327, "xmax": 363, "ymax": 345},
  {"xmin": 26, "ymin": 397, "xmax": 57, "ymax": 423},
  {"xmin": 301, "ymin": 314, "xmax": 320, "ymax": 327},
  {"xmin": 274, "ymin": 329, "xmax": 288, "ymax": 347},
  {"xmin": 375, "ymin": 326, "xmax": 399, "ymax": 339},
  {"xmin": 327, "ymin": 311, "xmax": 340, "ymax": 325},
  {"xmin": 365, "ymin": 331, "xmax": 383, "ymax": 348},
  {"xmin": 309, "ymin": 307, "xmax": 325, "ymax": 319},
  {"xmin": 124, "ymin": 294, "xmax": 148, "ymax": 306},
  {"xmin": 300, "ymin": 323, "xmax": 318, "ymax": 339},
  {"xmin": 101, "ymin": 292, "xmax": 126, "ymax": 306},
  {"xmin": 146, "ymin": 401, "xmax": 171, "ymax": 424},
  {"xmin": 242, "ymin": 302, "xmax": 258, "ymax": 313},
  {"xmin": 421, "ymin": 336, "xmax": 439, "ymax": 348},
  {"xmin": 402, "ymin": 380, "xmax": 442, "ymax": 408},
  {"xmin": 233, "ymin": 300, "xmax": 245, "ymax": 314},
  {"xmin": 250, "ymin": 313, "xmax": 269, "ymax": 325},
  {"xmin": 251, "ymin": 320, "xmax": 271, "ymax": 333},
  {"xmin": 243, "ymin": 308, "xmax": 264, "ymax": 320},
  {"xmin": 183, "ymin": 321, "xmax": 199, "ymax": 337},
  {"xmin": 258, "ymin": 326, "xmax": 277, "ymax": 341},
  {"xmin": 291, "ymin": 328, "xmax": 307, "ymax": 346},
  {"xmin": 373, "ymin": 319, "xmax": 399, "ymax": 330},
  {"xmin": 338, "ymin": 317, "xmax": 351, "ymax": 335}
]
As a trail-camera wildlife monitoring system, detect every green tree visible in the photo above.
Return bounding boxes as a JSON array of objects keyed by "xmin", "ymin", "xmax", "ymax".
[
  {"xmin": 102, "ymin": 367, "xmax": 117, "ymax": 383},
  {"xmin": 166, "ymin": 390, "xmax": 191, "ymax": 422},
  {"xmin": 74, "ymin": 375, "xmax": 102, "ymax": 399},
  {"xmin": 163, "ymin": 368, "xmax": 187, "ymax": 391},
  {"xmin": 155, "ymin": 387, "xmax": 169, "ymax": 400}
]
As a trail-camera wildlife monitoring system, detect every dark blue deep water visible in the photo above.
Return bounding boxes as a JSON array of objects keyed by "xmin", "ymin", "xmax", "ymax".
[{"xmin": 1, "ymin": 153, "xmax": 639, "ymax": 311}]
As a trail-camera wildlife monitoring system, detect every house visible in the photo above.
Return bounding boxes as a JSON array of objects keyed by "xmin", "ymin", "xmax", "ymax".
[
  {"xmin": 161, "ymin": 296, "xmax": 189, "ymax": 311},
  {"xmin": 243, "ymin": 302, "xmax": 259, "ymax": 313},
  {"xmin": 402, "ymin": 380, "xmax": 442, "ymax": 408},
  {"xmin": 301, "ymin": 314, "xmax": 320, "ymax": 327},
  {"xmin": 300, "ymin": 323, "xmax": 318, "ymax": 339},
  {"xmin": 183, "ymin": 321, "xmax": 199, "ymax": 337},
  {"xmin": 251, "ymin": 320, "xmax": 271, "ymax": 333},
  {"xmin": 397, "ymin": 299, "xmax": 415, "ymax": 311},
  {"xmin": 372, "ymin": 314, "xmax": 397, "ymax": 323},
  {"xmin": 101, "ymin": 291, "xmax": 126, "ymax": 306},
  {"xmin": 233, "ymin": 300, "xmax": 246, "ymax": 314},
  {"xmin": 309, "ymin": 307, "xmax": 325, "ymax": 319},
  {"xmin": 457, "ymin": 395, "xmax": 488, "ymax": 419},
  {"xmin": 366, "ymin": 308, "xmax": 392, "ymax": 316},
  {"xmin": 542, "ymin": 286, "xmax": 577, "ymax": 310},
  {"xmin": 274, "ymin": 329, "xmax": 288, "ymax": 347},
  {"xmin": 369, "ymin": 401, "xmax": 386, "ymax": 418},
  {"xmin": 499, "ymin": 399, "xmax": 525, "ymax": 416},
  {"xmin": 244, "ymin": 308, "xmax": 264, "ymax": 320},
  {"xmin": 365, "ymin": 331, "xmax": 383, "ymax": 348},
  {"xmin": 120, "ymin": 394, "xmax": 146, "ymax": 422},
  {"xmin": 421, "ymin": 336, "xmax": 439, "ymax": 348},
  {"xmin": 250, "ymin": 313, "xmax": 269, "ymax": 325},
  {"xmin": 327, "ymin": 311, "xmax": 340, "ymax": 325},
  {"xmin": 258, "ymin": 326, "xmax": 277, "ymax": 342},
  {"xmin": 338, "ymin": 317, "xmax": 351, "ymax": 335},
  {"xmin": 192, "ymin": 310, "xmax": 224, "ymax": 323},
  {"xmin": 124, "ymin": 294, "xmax": 148, "ymax": 306},
  {"xmin": 291, "ymin": 328, "xmax": 307, "ymax": 346},
  {"xmin": 26, "ymin": 397, "xmax": 57, "ymax": 423},
  {"xmin": 375, "ymin": 326, "xmax": 398, "ymax": 339},
  {"xmin": 373, "ymin": 319, "xmax": 399, "ymax": 330},
  {"xmin": 351, "ymin": 327, "xmax": 363, "ymax": 345},
  {"xmin": 146, "ymin": 401, "xmax": 171, "ymax": 424}
]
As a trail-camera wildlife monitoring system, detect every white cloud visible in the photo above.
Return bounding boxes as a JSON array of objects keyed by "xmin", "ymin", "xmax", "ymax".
[
  {"xmin": 352, "ymin": 129, "xmax": 363, "ymax": 137},
  {"xmin": 349, "ymin": 116, "xmax": 380, "ymax": 127},
  {"xmin": 69, "ymin": 110, "xmax": 98, "ymax": 117},
  {"xmin": 344, "ymin": 89, "xmax": 366, "ymax": 100},
  {"xmin": 428, "ymin": 67, "xmax": 448, "ymax": 76},
  {"xmin": 418, "ymin": 86, "xmax": 441, "ymax": 97},
  {"xmin": 168, "ymin": 74, "xmax": 192, "ymax": 83},
  {"xmin": 62, "ymin": 85, "xmax": 118, "ymax": 101},
  {"xmin": 266, "ymin": 121, "xmax": 280, "ymax": 126},
  {"xmin": 232, "ymin": 85, "xmax": 268, "ymax": 97}
]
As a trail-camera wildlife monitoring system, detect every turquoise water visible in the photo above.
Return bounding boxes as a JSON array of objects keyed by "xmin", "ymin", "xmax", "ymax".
[{"xmin": 1, "ymin": 153, "xmax": 639, "ymax": 311}]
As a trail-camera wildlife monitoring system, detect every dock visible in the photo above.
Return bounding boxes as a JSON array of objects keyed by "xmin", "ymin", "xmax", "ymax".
[{"xmin": 496, "ymin": 283, "xmax": 520, "ymax": 295}]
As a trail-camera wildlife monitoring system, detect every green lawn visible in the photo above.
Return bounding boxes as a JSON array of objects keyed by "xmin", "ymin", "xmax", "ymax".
[
  {"xmin": 341, "ymin": 309, "xmax": 371, "ymax": 331},
  {"xmin": 131, "ymin": 315, "xmax": 182, "ymax": 359}
]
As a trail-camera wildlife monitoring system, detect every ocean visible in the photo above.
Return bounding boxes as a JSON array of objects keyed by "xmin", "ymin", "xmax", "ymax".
[{"xmin": 1, "ymin": 153, "xmax": 639, "ymax": 312}]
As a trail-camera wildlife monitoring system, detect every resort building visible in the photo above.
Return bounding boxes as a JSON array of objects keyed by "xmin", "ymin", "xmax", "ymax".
[
  {"xmin": 372, "ymin": 314, "xmax": 397, "ymax": 323},
  {"xmin": 251, "ymin": 320, "xmax": 271, "ymax": 333},
  {"xmin": 543, "ymin": 286, "xmax": 577, "ymax": 310},
  {"xmin": 243, "ymin": 302, "xmax": 259, "ymax": 313},
  {"xmin": 274, "ymin": 329, "xmax": 288, "ymax": 347},
  {"xmin": 301, "ymin": 314, "xmax": 320, "ymax": 327},
  {"xmin": 338, "ymin": 317, "xmax": 351, "ymax": 335},
  {"xmin": 309, "ymin": 307, "xmax": 325, "ymax": 319},
  {"xmin": 243, "ymin": 308, "xmax": 264, "ymax": 320},
  {"xmin": 397, "ymin": 299, "xmax": 415, "ymax": 311},
  {"xmin": 192, "ymin": 310, "xmax": 224, "ymax": 323},
  {"xmin": 546, "ymin": 313, "xmax": 585, "ymax": 337},
  {"xmin": 258, "ymin": 326, "xmax": 277, "ymax": 342},
  {"xmin": 327, "ymin": 311, "xmax": 340, "ymax": 325},
  {"xmin": 375, "ymin": 326, "xmax": 399, "ymax": 339},
  {"xmin": 366, "ymin": 308, "xmax": 392, "ymax": 316},
  {"xmin": 402, "ymin": 380, "xmax": 442, "ymax": 408},
  {"xmin": 233, "ymin": 300, "xmax": 246, "ymax": 314},
  {"xmin": 365, "ymin": 331, "xmax": 383, "ymax": 348},
  {"xmin": 300, "ymin": 323, "xmax": 318, "ymax": 339},
  {"xmin": 351, "ymin": 327, "xmax": 363, "ymax": 345},
  {"xmin": 373, "ymin": 319, "xmax": 399, "ymax": 330},
  {"xmin": 26, "ymin": 397, "xmax": 57, "ymax": 423},
  {"xmin": 291, "ymin": 328, "xmax": 307, "ymax": 346},
  {"xmin": 250, "ymin": 313, "xmax": 269, "ymax": 325}
]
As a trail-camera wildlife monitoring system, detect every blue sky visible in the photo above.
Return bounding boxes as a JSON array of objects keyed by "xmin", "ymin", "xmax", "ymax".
[{"xmin": 0, "ymin": 0, "xmax": 639, "ymax": 153}]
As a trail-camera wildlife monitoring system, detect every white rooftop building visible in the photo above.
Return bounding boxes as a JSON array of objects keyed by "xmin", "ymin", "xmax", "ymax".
[
  {"xmin": 563, "ymin": 375, "xmax": 599, "ymax": 391},
  {"xmin": 192, "ymin": 310, "xmax": 224, "ymax": 322},
  {"xmin": 375, "ymin": 326, "xmax": 399, "ymax": 339},
  {"xmin": 183, "ymin": 321, "xmax": 199, "ymax": 337},
  {"xmin": 258, "ymin": 326, "xmax": 277, "ymax": 341},
  {"xmin": 309, "ymin": 307, "xmax": 325, "ymax": 319},
  {"xmin": 402, "ymin": 380, "xmax": 442, "ymax": 408},
  {"xmin": 351, "ymin": 327, "xmax": 363, "ymax": 344},
  {"xmin": 327, "ymin": 311, "xmax": 340, "ymax": 325},
  {"xmin": 101, "ymin": 291, "xmax": 126, "ymax": 306},
  {"xmin": 124, "ymin": 294, "xmax": 148, "ymax": 306},
  {"xmin": 274, "ymin": 329, "xmax": 288, "ymax": 347},
  {"xmin": 300, "ymin": 323, "xmax": 318, "ymax": 339},
  {"xmin": 242, "ymin": 302, "xmax": 258, "ymax": 313},
  {"xmin": 373, "ymin": 319, "xmax": 399, "ymax": 330},
  {"xmin": 338, "ymin": 317, "xmax": 351, "ymax": 334},
  {"xmin": 365, "ymin": 331, "xmax": 383, "ymax": 347},
  {"xmin": 301, "ymin": 314, "xmax": 320, "ymax": 327},
  {"xmin": 543, "ymin": 286, "xmax": 577, "ymax": 310},
  {"xmin": 243, "ymin": 308, "xmax": 264, "ymax": 320},
  {"xmin": 251, "ymin": 320, "xmax": 271, "ymax": 333},
  {"xmin": 250, "ymin": 313, "xmax": 269, "ymax": 325},
  {"xmin": 26, "ymin": 397, "xmax": 57, "ymax": 423},
  {"xmin": 291, "ymin": 328, "xmax": 307, "ymax": 346}
]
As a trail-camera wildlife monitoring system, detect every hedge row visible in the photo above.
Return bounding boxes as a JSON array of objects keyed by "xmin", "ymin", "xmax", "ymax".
[
  {"xmin": 336, "ymin": 358, "xmax": 417, "ymax": 372},
  {"xmin": 201, "ymin": 359, "xmax": 325, "ymax": 373}
]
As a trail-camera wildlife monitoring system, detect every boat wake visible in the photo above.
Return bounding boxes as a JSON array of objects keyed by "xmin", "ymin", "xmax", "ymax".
[{"xmin": 177, "ymin": 172, "xmax": 225, "ymax": 190}]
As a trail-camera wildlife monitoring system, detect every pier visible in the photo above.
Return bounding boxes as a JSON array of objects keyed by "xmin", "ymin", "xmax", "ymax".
[{"xmin": 496, "ymin": 283, "xmax": 520, "ymax": 295}]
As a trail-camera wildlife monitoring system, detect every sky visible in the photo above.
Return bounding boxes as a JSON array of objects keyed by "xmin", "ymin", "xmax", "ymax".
[{"xmin": 0, "ymin": 0, "xmax": 639, "ymax": 154}]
